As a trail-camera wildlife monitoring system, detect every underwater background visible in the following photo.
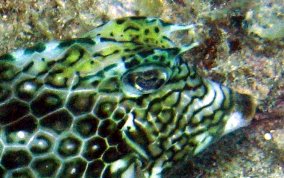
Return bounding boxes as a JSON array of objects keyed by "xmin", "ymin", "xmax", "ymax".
[{"xmin": 0, "ymin": 0, "xmax": 283, "ymax": 177}]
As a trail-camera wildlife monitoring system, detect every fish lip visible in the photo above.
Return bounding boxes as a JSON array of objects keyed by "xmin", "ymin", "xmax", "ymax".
[
  {"xmin": 222, "ymin": 92, "xmax": 256, "ymax": 136},
  {"xmin": 222, "ymin": 111, "xmax": 251, "ymax": 136}
]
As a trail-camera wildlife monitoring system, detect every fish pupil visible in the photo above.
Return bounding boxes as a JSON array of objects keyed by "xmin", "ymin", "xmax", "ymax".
[{"xmin": 135, "ymin": 73, "xmax": 164, "ymax": 91}]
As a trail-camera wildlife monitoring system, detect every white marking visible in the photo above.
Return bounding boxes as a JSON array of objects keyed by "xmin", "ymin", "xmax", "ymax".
[
  {"xmin": 187, "ymin": 81, "xmax": 215, "ymax": 116},
  {"xmin": 211, "ymin": 81, "xmax": 224, "ymax": 109},
  {"xmin": 23, "ymin": 82, "xmax": 34, "ymax": 91},
  {"xmin": 194, "ymin": 135, "xmax": 213, "ymax": 155},
  {"xmin": 16, "ymin": 131, "xmax": 26, "ymax": 139},
  {"xmin": 38, "ymin": 140, "xmax": 46, "ymax": 147},
  {"xmin": 222, "ymin": 111, "xmax": 250, "ymax": 136},
  {"xmin": 122, "ymin": 114, "xmax": 149, "ymax": 159},
  {"xmin": 71, "ymin": 168, "xmax": 76, "ymax": 174},
  {"xmin": 121, "ymin": 163, "xmax": 135, "ymax": 178},
  {"xmin": 144, "ymin": 159, "xmax": 163, "ymax": 178}
]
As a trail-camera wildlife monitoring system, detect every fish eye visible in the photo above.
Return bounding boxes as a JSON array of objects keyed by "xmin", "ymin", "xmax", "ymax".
[{"xmin": 122, "ymin": 65, "xmax": 170, "ymax": 96}]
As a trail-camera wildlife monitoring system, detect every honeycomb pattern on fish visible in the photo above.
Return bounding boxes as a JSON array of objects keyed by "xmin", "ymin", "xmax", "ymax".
[{"xmin": 0, "ymin": 17, "xmax": 256, "ymax": 178}]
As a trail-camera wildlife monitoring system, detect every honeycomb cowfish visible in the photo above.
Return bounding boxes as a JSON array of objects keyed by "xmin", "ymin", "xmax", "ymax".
[{"xmin": 0, "ymin": 17, "xmax": 256, "ymax": 178}]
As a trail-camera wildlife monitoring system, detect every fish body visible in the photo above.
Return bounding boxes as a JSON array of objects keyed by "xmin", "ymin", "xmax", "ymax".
[{"xmin": 0, "ymin": 17, "xmax": 256, "ymax": 178}]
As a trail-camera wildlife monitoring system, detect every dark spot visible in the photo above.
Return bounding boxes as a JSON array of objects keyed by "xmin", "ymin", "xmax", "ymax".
[
  {"xmin": 96, "ymin": 70, "xmax": 105, "ymax": 78},
  {"xmin": 100, "ymin": 37, "xmax": 117, "ymax": 43},
  {"xmin": 58, "ymin": 38, "xmax": 95, "ymax": 48},
  {"xmin": 129, "ymin": 16, "xmax": 146, "ymax": 20},
  {"xmin": 123, "ymin": 26, "xmax": 140, "ymax": 32},
  {"xmin": 131, "ymin": 35, "xmax": 140, "ymax": 41},
  {"xmin": 144, "ymin": 29, "xmax": 150, "ymax": 35},
  {"xmin": 104, "ymin": 64, "xmax": 117, "ymax": 72},
  {"xmin": 24, "ymin": 42, "xmax": 46, "ymax": 55},
  {"xmin": 116, "ymin": 19, "xmax": 126, "ymax": 24},
  {"xmin": 154, "ymin": 27, "xmax": 160, "ymax": 33},
  {"xmin": 124, "ymin": 58, "xmax": 140, "ymax": 68},
  {"xmin": 144, "ymin": 39, "xmax": 150, "ymax": 43},
  {"xmin": 91, "ymin": 80, "xmax": 100, "ymax": 88},
  {"xmin": 124, "ymin": 48, "xmax": 131, "ymax": 52},
  {"xmin": 160, "ymin": 20, "xmax": 172, "ymax": 27},
  {"xmin": 22, "ymin": 61, "xmax": 34, "ymax": 72},
  {"xmin": 138, "ymin": 49, "xmax": 154, "ymax": 58},
  {"xmin": 0, "ymin": 53, "xmax": 14, "ymax": 61}
]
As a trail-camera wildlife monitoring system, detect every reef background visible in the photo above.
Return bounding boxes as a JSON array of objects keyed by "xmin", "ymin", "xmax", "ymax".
[{"xmin": 0, "ymin": 0, "xmax": 283, "ymax": 177}]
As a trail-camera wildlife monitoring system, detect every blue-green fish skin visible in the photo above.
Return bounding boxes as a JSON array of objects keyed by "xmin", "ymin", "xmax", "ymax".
[{"xmin": 0, "ymin": 17, "xmax": 256, "ymax": 178}]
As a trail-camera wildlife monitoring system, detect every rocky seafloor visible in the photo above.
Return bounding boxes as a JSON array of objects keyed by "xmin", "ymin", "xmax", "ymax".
[{"xmin": 0, "ymin": 0, "xmax": 283, "ymax": 177}]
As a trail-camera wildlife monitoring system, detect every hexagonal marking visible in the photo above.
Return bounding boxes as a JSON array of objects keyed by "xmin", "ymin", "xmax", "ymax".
[
  {"xmin": 85, "ymin": 159, "xmax": 105, "ymax": 177},
  {"xmin": 73, "ymin": 115, "xmax": 99, "ymax": 138},
  {"xmin": 31, "ymin": 90, "xmax": 64, "ymax": 117},
  {"xmin": 57, "ymin": 134, "xmax": 82, "ymax": 158},
  {"xmin": 31, "ymin": 155, "xmax": 60, "ymax": 177},
  {"xmin": 40, "ymin": 109, "xmax": 73, "ymax": 134},
  {"xmin": 4, "ymin": 115, "xmax": 38, "ymax": 144},
  {"xmin": 83, "ymin": 136, "xmax": 107, "ymax": 161},
  {"xmin": 15, "ymin": 78, "xmax": 42, "ymax": 101},
  {"xmin": 94, "ymin": 100, "xmax": 117, "ymax": 119},
  {"xmin": 29, "ymin": 132, "xmax": 54, "ymax": 155},
  {"xmin": 58, "ymin": 157, "xmax": 87, "ymax": 178},
  {"xmin": 1, "ymin": 149, "xmax": 32, "ymax": 169},
  {"xmin": 67, "ymin": 92, "xmax": 95, "ymax": 115}
]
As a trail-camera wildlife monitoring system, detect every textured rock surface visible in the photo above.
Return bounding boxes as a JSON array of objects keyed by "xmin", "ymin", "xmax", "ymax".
[{"xmin": 0, "ymin": 0, "xmax": 283, "ymax": 177}]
